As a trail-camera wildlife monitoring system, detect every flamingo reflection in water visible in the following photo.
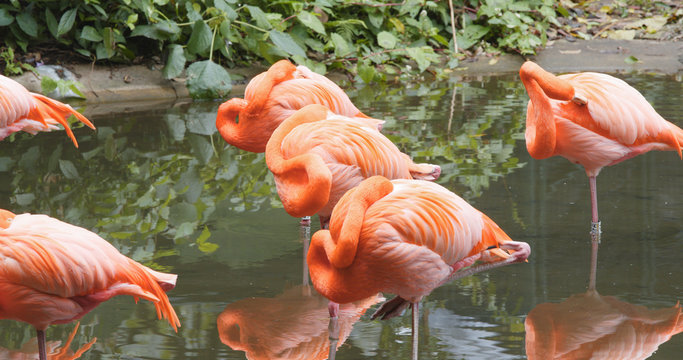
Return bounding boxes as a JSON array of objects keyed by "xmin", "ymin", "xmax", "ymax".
[
  {"xmin": 217, "ymin": 284, "xmax": 382, "ymax": 360},
  {"xmin": 0, "ymin": 323, "xmax": 96, "ymax": 360},
  {"xmin": 525, "ymin": 238, "xmax": 683, "ymax": 359}
]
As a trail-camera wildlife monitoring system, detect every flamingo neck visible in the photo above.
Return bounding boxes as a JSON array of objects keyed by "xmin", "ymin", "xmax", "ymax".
[
  {"xmin": 216, "ymin": 98, "xmax": 267, "ymax": 153},
  {"xmin": 265, "ymin": 104, "xmax": 333, "ymax": 217},
  {"xmin": 520, "ymin": 62, "xmax": 569, "ymax": 159}
]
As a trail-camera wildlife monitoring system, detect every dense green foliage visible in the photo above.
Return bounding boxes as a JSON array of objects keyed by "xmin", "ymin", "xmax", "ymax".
[{"xmin": 0, "ymin": 0, "xmax": 563, "ymax": 96}]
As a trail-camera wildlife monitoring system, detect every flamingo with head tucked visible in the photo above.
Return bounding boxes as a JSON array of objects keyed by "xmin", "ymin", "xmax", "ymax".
[
  {"xmin": 0, "ymin": 75, "xmax": 95, "ymax": 147},
  {"xmin": 216, "ymin": 59, "xmax": 382, "ymax": 153},
  {"xmin": 0, "ymin": 209, "xmax": 180, "ymax": 360},
  {"xmin": 307, "ymin": 176, "xmax": 530, "ymax": 359},
  {"xmin": 265, "ymin": 104, "xmax": 441, "ymax": 229},
  {"xmin": 519, "ymin": 61, "xmax": 683, "ymax": 236}
]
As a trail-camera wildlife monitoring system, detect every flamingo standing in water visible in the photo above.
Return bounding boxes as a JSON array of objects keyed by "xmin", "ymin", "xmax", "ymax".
[
  {"xmin": 519, "ymin": 61, "xmax": 683, "ymax": 236},
  {"xmin": 0, "ymin": 209, "xmax": 180, "ymax": 360},
  {"xmin": 0, "ymin": 75, "xmax": 95, "ymax": 147},
  {"xmin": 307, "ymin": 176, "xmax": 530, "ymax": 359},
  {"xmin": 216, "ymin": 59, "xmax": 382, "ymax": 153},
  {"xmin": 265, "ymin": 104, "xmax": 441, "ymax": 228}
]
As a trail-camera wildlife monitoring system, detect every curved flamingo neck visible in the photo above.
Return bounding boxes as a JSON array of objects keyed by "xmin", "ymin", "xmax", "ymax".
[
  {"xmin": 216, "ymin": 98, "xmax": 249, "ymax": 147},
  {"xmin": 307, "ymin": 176, "xmax": 393, "ymax": 303},
  {"xmin": 520, "ymin": 61, "xmax": 575, "ymax": 159},
  {"xmin": 265, "ymin": 104, "xmax": 333, "ymax": 217}
]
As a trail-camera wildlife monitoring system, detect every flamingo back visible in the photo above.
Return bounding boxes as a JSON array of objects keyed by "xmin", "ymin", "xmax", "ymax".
[{"xmin": 0, "ymin": 212, "xmax": 180, "ymax": 331}]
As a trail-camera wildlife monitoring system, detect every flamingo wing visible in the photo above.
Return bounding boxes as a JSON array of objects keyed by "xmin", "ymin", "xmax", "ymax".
[
  {"xmin": 0, "ymin": 212, "xmax": 179, "ymax": 330},
  {"xmin": 560, "ymin": 72, "xmax": 681, "ymax": 151}
]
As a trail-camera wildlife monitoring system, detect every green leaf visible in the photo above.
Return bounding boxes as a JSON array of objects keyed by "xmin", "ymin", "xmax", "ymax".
[
  {"xmin": 14, "ymin": 193, "xmax": 35, "ymax": 206},
  {"xmin": 41, "ymin": 77, "xmax": 58, "ymax": 94},
  {"xmin": 186, "ymin": 60, "xmax": 232, "ymax": 99},
  {"xmin": 458, "ymin": 25, "xmax": 490, "ymax": 50},
  {"xmin": 45, "ymin": 8, "xmax": 58, "ymax": 38},
  {"xmin": 269, "ymin": 30, "xmax": 306, "ymax": 58},
  {"xmin": 59, "ymin": 159, "xmax": 79, "ymax": 179},
  {"xmin": 81, "ymin": 26, "xmax": 102, "ymax": 42},
  {"xmin": 162, "ymin": 44, "xmax": 186, "ymax": 79},
  {"xmin": 99, "ymin": 27, "xmax": 115, "ymax": 59},
  {"xmin": 367, "ymin": 10, "xmax": 383, "ymax": 28},
  {"xmin": 330, "ymin": 33, "xmax": 352, "ymax": 57},
  {"xmin": 298, "ymin": 11, "xmax": 325, "ymax": 35},
  {"xmin": 377, "ymin": 31, "xmax": 397, "ymax": 49},
  {"xmin": 624, "ymin": 55, "xmax": 640, "ymax": 64},
  {"xmin": 406, "ymin": 47, "xmax": 430, "ymax": 73},
  {"xmin": 196, "ymin": 226, "xmax": 218, "ymax": 254},
  {"xmin": 214, "ymin": 0, "xmax": 238, "ymax": 21},
  {"xmin": 57, "ymin": 9, "xmax": 77, "ymax": 36},
  {"xmin": 0, "ymin": 9, "xmax": 14, "ymax": 26},
  {"xmin": 187, "ymin": 20, "xmax": 212, "ymax": 55},
  {"xmin": 246, "ymin": 5, "xmax": 272, "ymax": 30},
  {"xmin": 16, "ymin": 11, "xmax": 38, "ymax": 37},
  {"xmin": 357, "ymin": 62, "xmax": 376, "ymax": 84}
]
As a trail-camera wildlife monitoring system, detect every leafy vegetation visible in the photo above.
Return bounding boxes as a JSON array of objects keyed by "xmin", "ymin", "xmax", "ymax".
[{"xmin": 0, "ymin": 1, "xmax": 558, "ymax": 97}]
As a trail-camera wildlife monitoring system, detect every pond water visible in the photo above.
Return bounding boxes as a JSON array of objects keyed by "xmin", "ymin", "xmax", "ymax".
[{"xmin": 0, "ymin": 71, "xmax": 681, "ymax": 359}]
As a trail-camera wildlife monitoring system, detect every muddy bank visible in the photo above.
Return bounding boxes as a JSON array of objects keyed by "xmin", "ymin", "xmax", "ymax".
[{"xmin": 11, "ymin": 39, "xmax": 682, "ymax": 117}]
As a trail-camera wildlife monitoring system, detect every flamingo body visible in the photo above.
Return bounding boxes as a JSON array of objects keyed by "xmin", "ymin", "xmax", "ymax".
[
  {"xmin": 216, "ymin": 59, "xmax": 382, "ymax": 153},
  {"xmin": 520, "ymin": 61, "xmax": 683, "ymax": 226},
  {"xmin": 0, "ymin": 209, "xmax": 180, "ymax": 335},
  {"xmin": 307, "ymin": 176, "xmax": 528, "ymax": 306},
  {"xmin": 265, "ymin": 105, "xmax": 440, "ymax": 226},
  {"xmin": 520, "ymin": 61, "xmax": 683, "ymax": 177},
  {"xmin": 0, "ymin": 75, "xmax": 95, "ymax": 147}
]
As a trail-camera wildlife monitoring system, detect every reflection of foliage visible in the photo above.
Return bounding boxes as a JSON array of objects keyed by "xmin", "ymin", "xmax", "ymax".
[
  {"xmin": 0, "ymin": 102, "xmax": 279, "ymax": 264},
  {"xmin": 0, "ymin": 75, "xmax": 528, "ymax": 264},
  {"xmin": 351, "ymin": 75, "xmax": 527, "ymax": 199}
]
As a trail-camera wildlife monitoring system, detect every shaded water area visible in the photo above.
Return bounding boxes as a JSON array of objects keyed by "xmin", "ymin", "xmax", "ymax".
[{"xmin": 0, "ymin": 72, "xmax": 681, "ymax": 359}]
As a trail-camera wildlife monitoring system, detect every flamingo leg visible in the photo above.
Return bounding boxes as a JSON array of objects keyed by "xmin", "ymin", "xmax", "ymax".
[
  {"xmin": 300, "ymin": 216, "xmax": 311, "ymax": 226},
  {"xmin": 411, "ymin": 302, "xmax": 419, "ymax": 360},
  {"xmin": 328, "ymin": 301, "xmax": 339, "ymax": 318},
  {"xmin": 301, "ymin": 224, "xmax": 311, "ymax": 285},
  {"xmin": 328, "ymin": 315, "xmax": 339, "ymax": 360},
  {"xmin": 37, "ymin": 329, "xmax": 47, "ymax": 360},
  {"xmin": 589, "ymin": 175, "xmax": 601, "ymax": 238}
]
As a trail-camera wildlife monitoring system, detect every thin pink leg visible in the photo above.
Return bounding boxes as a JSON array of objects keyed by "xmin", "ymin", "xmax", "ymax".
[
  {"xmin": 411, "ymin": 302, "xmax": 419, "ymax": 360},
  {"xmin": 37, "ymin": 329, "xmax": 47, "ymax": 360},
  {"xmin": 589, "ymin": 175, "xmax": 601, "ymax": 237}
]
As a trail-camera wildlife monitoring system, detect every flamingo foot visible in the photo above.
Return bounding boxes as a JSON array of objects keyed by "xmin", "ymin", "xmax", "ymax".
[{"xmin": 371, "ymin": 295, "xmax": 411, "ymax": 320}]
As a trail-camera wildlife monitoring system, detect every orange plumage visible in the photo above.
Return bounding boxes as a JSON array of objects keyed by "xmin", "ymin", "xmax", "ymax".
[
  {"xmin": 216, "ymin": 59, "xmax": 382, "ymax": 153},
  {"xmin": 525, "ymin": 291, "xmax": 683, "ymax": 360},
  {"xmin": 217, "ymin": 285, "xmax": 381, "ymax": 360},
  {"xmin": 0, "ymin": 75, "xmax": 95, "ymax": 147},
  {"xmin": 519, "ymin": 61, "xmax": 683, "ymax": 226},
  {"xmin": 0, "ymin": 209, "xmax": 179, "ymax": 360},
  {"xmin": 265, "ymin": 104, "xmax": 440, "ymax": 227},
  {"xmin": 307, "ymin": 176, "xmax": 529, "ymax": 355}
]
